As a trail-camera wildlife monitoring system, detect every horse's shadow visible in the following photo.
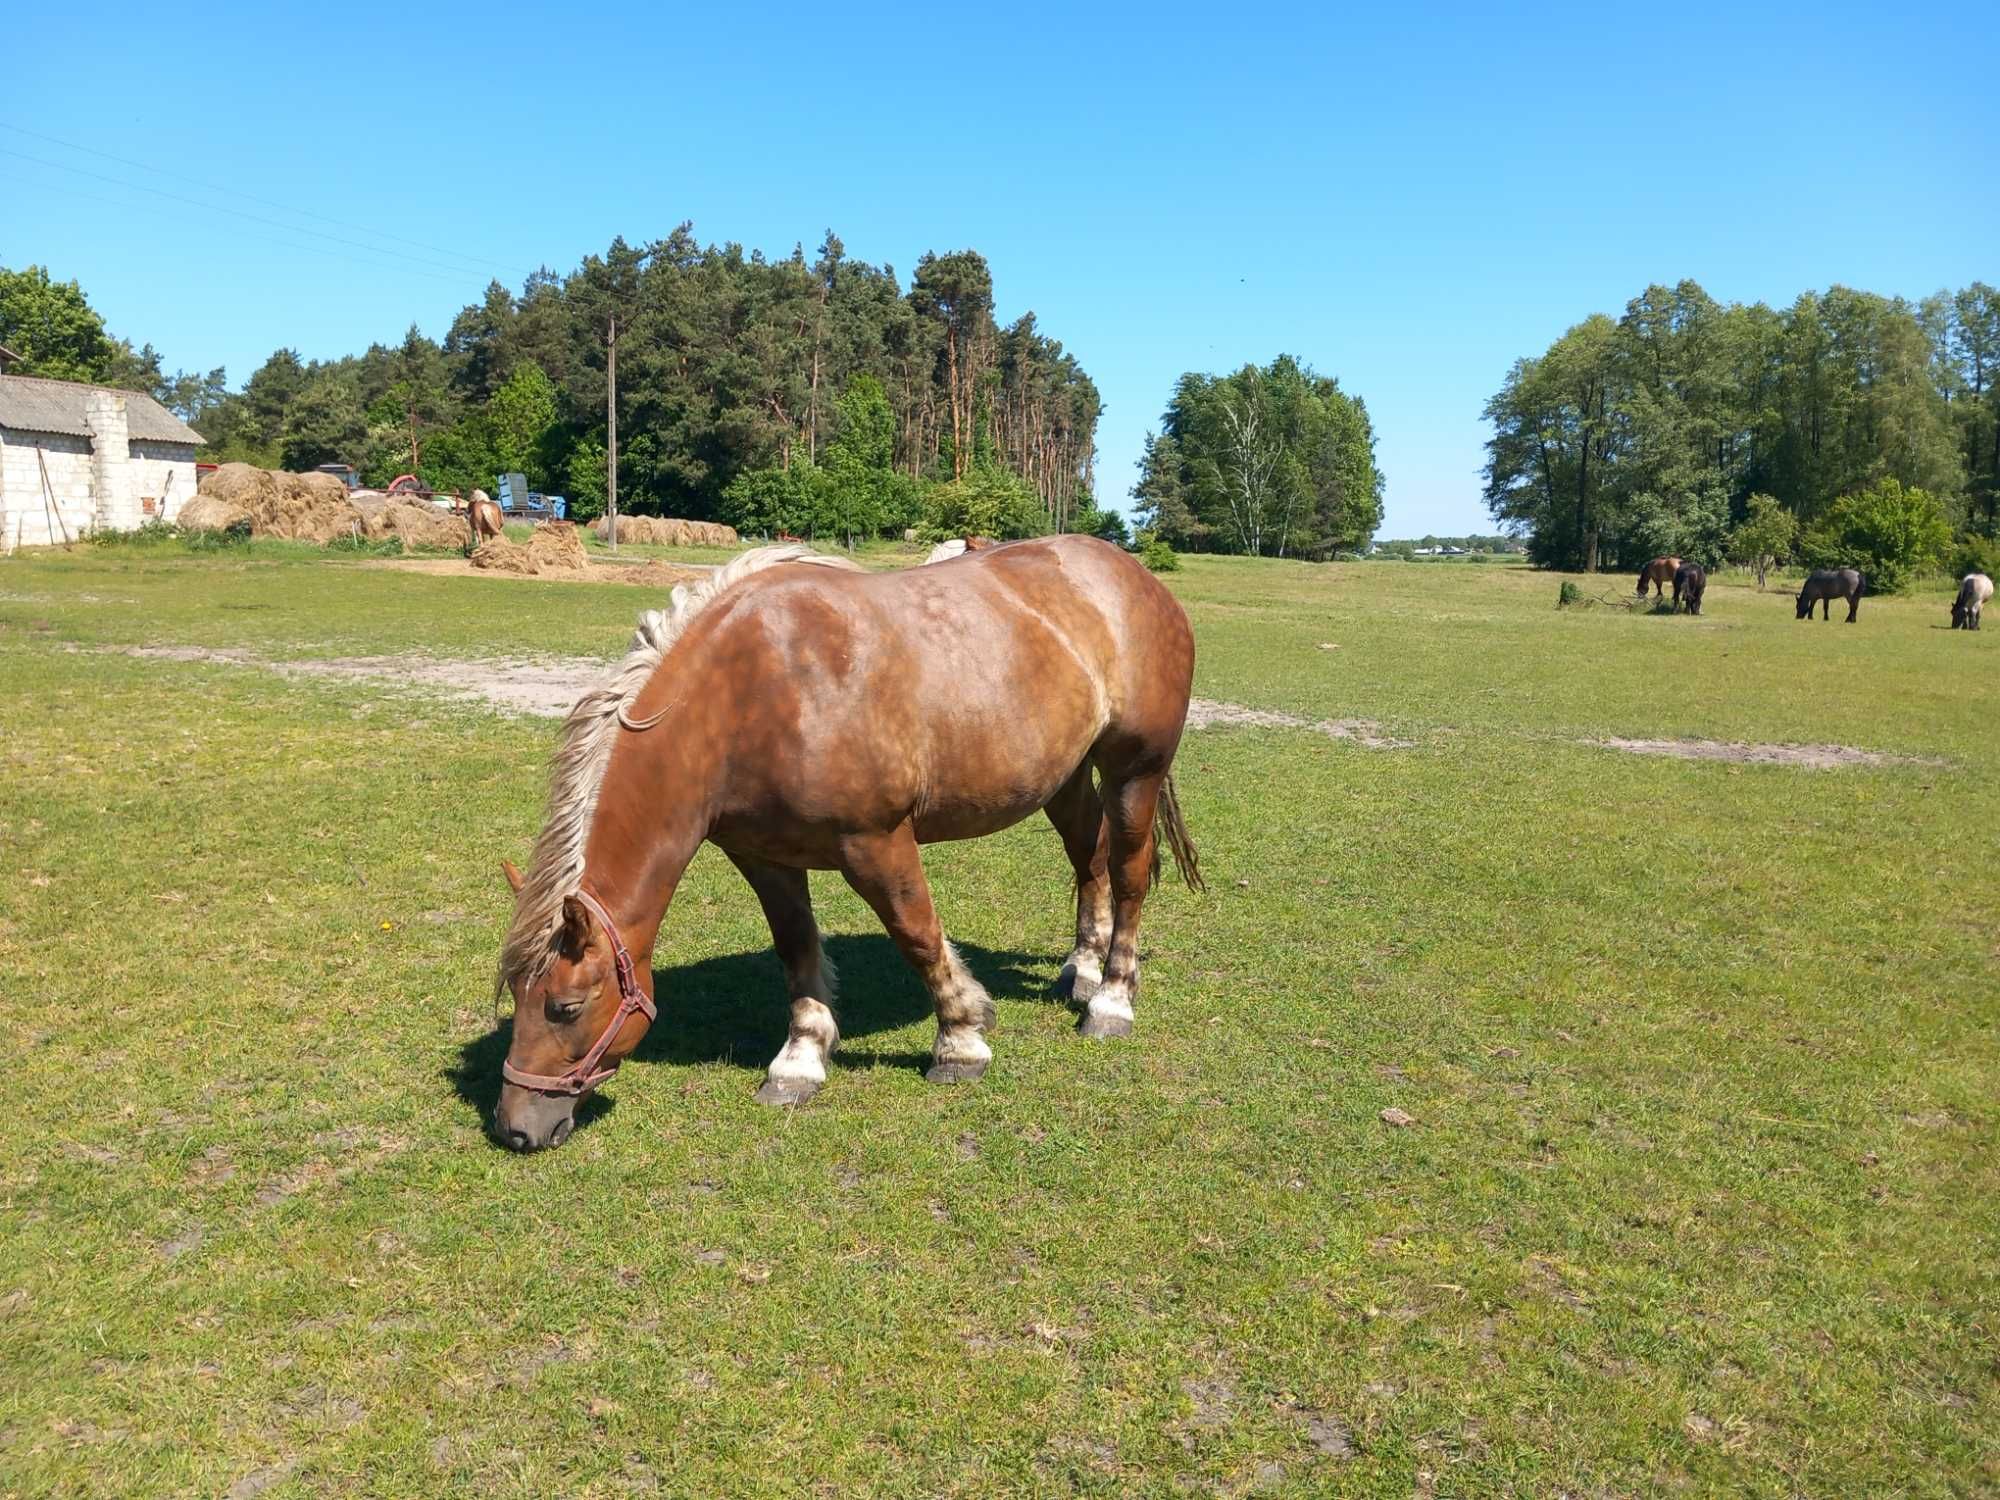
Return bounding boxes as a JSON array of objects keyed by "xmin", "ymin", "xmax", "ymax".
[{"xmin": 447, "ymin": 937, "xmax": 1051, "ymax": 1134}]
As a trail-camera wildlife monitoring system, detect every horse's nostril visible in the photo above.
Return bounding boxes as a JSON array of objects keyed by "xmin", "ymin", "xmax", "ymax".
[{"xmin": 501, "ymin": 1127, "xmax": 533, "ymax": 1152}]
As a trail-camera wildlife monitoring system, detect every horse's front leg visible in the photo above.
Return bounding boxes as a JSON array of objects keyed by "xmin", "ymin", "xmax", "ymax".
[
  {"xmin": 838, "ymin": 825, "xmax": 994, "ymax": 1084},
  {"xmin": 726, "ymin": 853, "xmax": 839, "ymax": 1106}
]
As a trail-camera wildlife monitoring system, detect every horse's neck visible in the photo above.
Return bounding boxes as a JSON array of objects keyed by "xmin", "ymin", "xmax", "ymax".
[{"xmin": 578, "ymin": 725, "xmax": 720, "ymax": 967}]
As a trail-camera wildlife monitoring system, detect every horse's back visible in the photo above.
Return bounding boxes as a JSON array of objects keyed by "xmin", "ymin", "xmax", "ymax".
[{"xmin": 683, "ymin": 536, "xmax": 1194, "ymax": 848}]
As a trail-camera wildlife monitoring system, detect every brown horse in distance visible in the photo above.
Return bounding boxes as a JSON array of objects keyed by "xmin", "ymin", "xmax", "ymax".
[
  {"xmin": 1637, "ymin": 556, "xmax": 1682, "ymax": 600},
  {"xmin": 492, "ymin": 536, "xmax": 1203, "ymax": 1152},
  {"xmin": 467, "ymin": 490, "xmax": 504, "ymax": 552}
]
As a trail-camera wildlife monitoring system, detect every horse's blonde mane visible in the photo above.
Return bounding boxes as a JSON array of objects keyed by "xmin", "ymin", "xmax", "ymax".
[{"xmin": 498, "ymin": 543, "xmax": 860, "ymax": 992}]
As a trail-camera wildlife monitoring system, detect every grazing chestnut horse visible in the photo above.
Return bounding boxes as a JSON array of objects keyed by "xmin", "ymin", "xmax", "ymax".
[
  {"xmin": 1951, "ymin": 572, "xmax": 1993, "ymax": 630},
  {"xmin": 467, "ymin": 490, "xmax": 504, "ymax": 551},
  {"xmin": 1637, "ymin": 556, "xmax": 1682, "ymax": 599},
  {"xmin": 1672, "ymin": 562, "xmax": 1707, "ymax": 615},
  {"xmin": 492, "ymin": 537, "xmax": 1202, "ymax": 1152},
  {"xmin": 1797, "ymin": 568, "xmax": 1863, "ymax": 622}
]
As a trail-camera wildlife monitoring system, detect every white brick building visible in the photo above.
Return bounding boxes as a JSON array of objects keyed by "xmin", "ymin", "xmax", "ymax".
[{"xmin": 0, "ymin": 374, "xmax": 206, "ymax": 551}]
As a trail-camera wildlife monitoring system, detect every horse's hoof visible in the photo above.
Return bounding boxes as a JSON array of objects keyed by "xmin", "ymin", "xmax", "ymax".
[
  {"xmin": 1077, "ymin": 1009, "xmax": 1134, "ymax": 1040},
  {"xmin": 754, "ymin": 1077, "xmax": 820, "ymax": 1107},
  {"xmin": 925, "ymin": 1058, "xmax": 988, "ymax": 1085},
  {"xmin": 1056, "ymin": 962, "xmax": 1101, "ymax": 1004}
]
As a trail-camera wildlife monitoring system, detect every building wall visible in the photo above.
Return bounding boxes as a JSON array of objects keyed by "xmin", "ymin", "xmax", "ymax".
[
  {"xmin": 0, "ymin": 429, "xmax": 199, "ymax": 550},
  {"xmin": 129, "ymin": 440, "xmax": 199, "ymax": 524},
  {"xmin": 0, "ymin": 428, "xmax": 95, "ymax": 550}
]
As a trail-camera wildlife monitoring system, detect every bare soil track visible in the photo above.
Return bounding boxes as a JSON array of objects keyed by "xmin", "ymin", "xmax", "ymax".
[{"xmin": 97, "ymin": 647, "xmax": 1946, "ymax": 774}]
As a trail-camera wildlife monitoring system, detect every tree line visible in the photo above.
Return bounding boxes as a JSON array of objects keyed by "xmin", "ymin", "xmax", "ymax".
[
  {"xmin": 1131, "ymin": 355, "xmax": 1384, "ymax": 559},
  {"xmin": 1483, "ymin": 279, "xmax": 2000, "ymax": 585},
  {"xmin": 2, "ymin": 233, "xmax": 1107, "ymax": 541}
]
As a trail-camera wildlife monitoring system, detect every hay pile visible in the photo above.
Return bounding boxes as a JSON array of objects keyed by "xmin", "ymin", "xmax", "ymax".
[
  {"xmin": 593, "ymin": 515, "xmax": 739, "ymax": 547},
  {"xmin": 196, "ymin": 463, "xmax": 363, "ymax": 542},
  {"xmin": 176, "ymin": 493, "xmax": 250, "ymax": 532},
  {"xmin": 471, "ymin": 520, "xmax": 590, "ymax": 576},
  {"xmin": 364, "ymin": 499, "xmax": 469, "ymax": 551},
  {"xmin": 619, "ymin": 559, "xmax": 708, "ymax": 590}
]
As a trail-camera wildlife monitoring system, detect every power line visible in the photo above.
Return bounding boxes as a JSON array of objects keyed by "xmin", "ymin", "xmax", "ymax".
[
  {"xmin": 0, "ymin": 170, "xmax": 477, "ymax": 288},
  {"xmin": 0, "ymin": 120, "xmax": 539, "ymax": 281},
  {"xmin": 0, "ymin": 146, "xmax": 509, "ymax": 284}
]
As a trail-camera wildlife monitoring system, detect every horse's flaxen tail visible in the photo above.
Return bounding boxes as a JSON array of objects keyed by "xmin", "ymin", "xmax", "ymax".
[{"xmin": 1154, "ymin": 772, "xmax": 1205, "ymax": 893}]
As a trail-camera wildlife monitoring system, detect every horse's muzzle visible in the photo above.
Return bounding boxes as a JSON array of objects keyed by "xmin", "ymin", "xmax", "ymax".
[{"xmin": 494, "ymin": 1084, "xmax": 580, "ymax": 1152}]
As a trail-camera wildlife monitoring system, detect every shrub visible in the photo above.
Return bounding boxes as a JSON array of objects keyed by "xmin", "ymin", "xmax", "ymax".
[
  {"xmin": 921, "ymin": 466, "xmax": 1048, "ymax": 541},
  {"xmin": 1136, "ymin": 531, "xmax": 1179, "ymax": 572},
  {"xmin": 1800, "ymin": 479, "xmax": 1951, "ymax": 594},
  {"xmin": 86, "ymin": 519, "xmax": 180, "ymax": 548},
  {"xmin": 182, "ymin": 520, "xmax": 252, "ymax": 552},
  {"xmin": 1557, "ymin": 580, "xmax": 1581, "ymax": 609},
  {"xmin": 1727, "ymin": 493, "xmax": 1799, "ymax": 590},
  {"xmin": 1069, "ymin": 500, "xmax": 1130, "ymax": 547},
  {"xmin": 1948, "ymin": 533, "xmax": 2000, "ymax": 582},
  {"xmin": 326, "ymin": 531, "xmax": 404, "ymax": 558},
  {"xmin": 720, "ymin": 463, "xmax": 828, "ymax": 539}
]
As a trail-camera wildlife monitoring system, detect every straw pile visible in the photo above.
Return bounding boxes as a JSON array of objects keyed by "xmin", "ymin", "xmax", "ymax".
[
  {"xmin": 195, "ymin": 463, "xmax": 363, "ymax": 543},
  {"xmin": 176, "ymin": 493, "xmax": 250, "ymax": 532},
  {"xmin": 592, "ymin": 515, "xmax": 738, "ymax": 547},
  {"xmin": 471, "ymin": 520, "xmax": 590, "ymax": 576},
  {"xmin": 364, "ymin": 499, "xmax": 469, "ymax": 551}
]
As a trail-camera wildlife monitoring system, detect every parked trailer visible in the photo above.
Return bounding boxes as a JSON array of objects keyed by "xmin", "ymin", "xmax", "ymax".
[{"xmin": 495, "ymin": 472, "xmax": 566, "ymax": 520}]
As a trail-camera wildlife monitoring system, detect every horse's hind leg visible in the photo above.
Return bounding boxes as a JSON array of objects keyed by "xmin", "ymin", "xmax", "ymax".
[
  {"xmin": 1078, "ymin": 768, "xmax": 1166, "ymax": 1040},
  {"xmin": 1045, "ymin": 762, "xmax": 1112, "ymax": 1002},
  {"xmin": 727, "ymin": 853, "xmax": 839, "ymax": 1106},
  {"xmin": 838, "ymin": 824, "xmax": 994, "ymax": 1084}
]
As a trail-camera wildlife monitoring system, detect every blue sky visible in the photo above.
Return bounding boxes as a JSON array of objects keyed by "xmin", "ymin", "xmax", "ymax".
[{"xmin": 4, "ymin": 2, "xmax": 1990, "ymax": 535}]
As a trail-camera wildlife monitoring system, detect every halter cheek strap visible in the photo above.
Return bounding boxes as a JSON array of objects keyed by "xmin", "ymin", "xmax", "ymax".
[{"xmin": 501, "ymin": 889, "xmax": 656, "ymax": 1096}]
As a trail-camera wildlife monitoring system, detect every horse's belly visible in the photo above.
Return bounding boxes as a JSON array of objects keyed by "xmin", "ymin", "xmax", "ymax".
[{"xmin": 911, "ymin": 779, "xmax": 1069, "ymax": 844}]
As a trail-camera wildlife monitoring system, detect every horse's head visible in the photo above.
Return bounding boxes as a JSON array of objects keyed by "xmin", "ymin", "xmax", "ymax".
[
  {"xmin": 1635, "ymin": 567, "xmax": 1650, "ymax": 595},
  {"xmin": 493, "ymin": 861, "xmax": 654, "ymax": 1152},
  {"xmin": 1795, "ymin": 588, "xmax": 1811, "ymax": 619},
  {"xmin": 1952, "ymin": 597, "xmax": 1967, "ymax": 629}
]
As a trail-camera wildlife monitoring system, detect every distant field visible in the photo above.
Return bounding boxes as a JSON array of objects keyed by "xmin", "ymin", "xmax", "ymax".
[{"xmin": 1, "ymin": 543, "xmax": 1993, "ymax": 1497}]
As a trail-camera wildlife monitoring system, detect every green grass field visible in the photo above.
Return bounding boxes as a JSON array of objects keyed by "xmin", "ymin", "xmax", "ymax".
[{"xmin": 1, "ymin": 543, "xmax": 1994, "ymax": 1496}]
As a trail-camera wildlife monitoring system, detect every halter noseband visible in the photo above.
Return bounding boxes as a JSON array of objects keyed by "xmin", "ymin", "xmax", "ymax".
[{"xmin": 500, "ymin": 889, "xmax": 656, "ymax": 1096}]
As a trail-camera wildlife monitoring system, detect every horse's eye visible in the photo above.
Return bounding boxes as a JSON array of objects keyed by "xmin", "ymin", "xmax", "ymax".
[{"xmin": 547, "ymin": 997, "xmax": 586, "ymax": 1023}]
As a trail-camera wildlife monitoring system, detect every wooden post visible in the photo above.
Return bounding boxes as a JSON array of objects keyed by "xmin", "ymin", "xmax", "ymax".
[
  {"xmin": 36, "ymin": 445, "xmax": 73, "ymax": 549},
  {"xmin": 606, "ymin": 315, "xmax": 618, "ymax": 554}
]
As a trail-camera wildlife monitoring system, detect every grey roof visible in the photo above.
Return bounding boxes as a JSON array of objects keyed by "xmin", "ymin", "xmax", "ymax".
[{"xmin": 0, "ymin": 374, "xmax": 205, "ymax": 445}]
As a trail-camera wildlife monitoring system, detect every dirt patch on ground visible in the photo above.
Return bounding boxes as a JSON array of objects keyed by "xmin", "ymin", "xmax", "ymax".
[
  {"xmin": 1186, "ymin": 697, "xmax": 1413, "ymax": 748},
  {"xmin": 1594, "ymin": 737, "xmax": 1944, "ymax": 770},
  {"xmin": 110, "ymin": 646, "xmax": 602, "ymax": 719},
  {"xmin": 359, "ymin": 556, "xmax": 708, "ymax": 589},
  {"xmin": 99, "ymin": 654, "xmax": 1411, "ymax": 736}
]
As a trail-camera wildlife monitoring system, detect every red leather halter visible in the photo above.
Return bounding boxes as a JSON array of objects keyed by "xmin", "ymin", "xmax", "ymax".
[{"xmin": 500, "ymin": 889, "xmax": 655, "ymax": 1096}]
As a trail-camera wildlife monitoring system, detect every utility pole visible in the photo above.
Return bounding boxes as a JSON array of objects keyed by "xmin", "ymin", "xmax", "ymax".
[{"xmin": 606, "ymin": 315, "xmax": 619, "ymax": 554}]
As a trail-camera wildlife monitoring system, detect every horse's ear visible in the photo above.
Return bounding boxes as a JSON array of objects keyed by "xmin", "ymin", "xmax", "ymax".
[
  {"xmin": 501, "ymin": 859, "xmax": 525, "ymax": 894},
  {"xmin": 557, "ymin": 895, "xmax": 596, "ymax": 958}
]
